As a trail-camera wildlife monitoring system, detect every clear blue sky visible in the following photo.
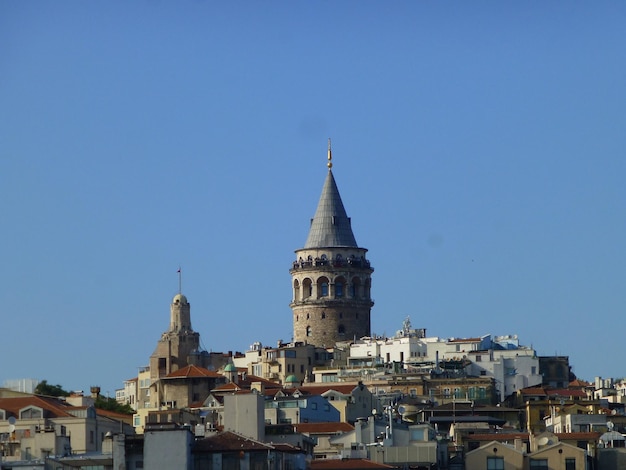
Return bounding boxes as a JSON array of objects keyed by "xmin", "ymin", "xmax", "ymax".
[{"xmin": 2, "ymin": 2, "xmax": 625, "ymax": 395}]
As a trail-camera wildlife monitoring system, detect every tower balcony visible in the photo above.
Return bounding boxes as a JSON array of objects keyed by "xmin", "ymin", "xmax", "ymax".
[
  {"xmin": 290, "ymin": 298, "xmax": 375, "ymax": 309},
  {"xmin": 291, "ymin": 256, "xmax": 372, "ymax": 272}
]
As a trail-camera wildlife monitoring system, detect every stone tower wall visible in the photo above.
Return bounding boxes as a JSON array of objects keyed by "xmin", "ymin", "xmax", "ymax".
[{"xmin": 290, "ymin": 247, "xmax": 373, "ymax": 346}]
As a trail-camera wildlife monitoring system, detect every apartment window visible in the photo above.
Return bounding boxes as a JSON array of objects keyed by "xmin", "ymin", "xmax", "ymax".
[
  {"xmin": 529, "ymin": 459, "xmax": 548, "ymax": 470},
  {"xmin": 454, "ymin": 387, "xmax": 463, "ymax": 399},
  {"xmin": 476, "ymin": 355, "xmax": 481, "ymax": 362},
  {"xmin": 487, "ymin": 456, "xmax": 504, "ymax": 470},
  {"xmin": 443, "ymin": 388, "xmax": 450, "ymax": 398},
  {"xmin": 565, "ymin": 459, "xmax": 576, "ymax": 470}
]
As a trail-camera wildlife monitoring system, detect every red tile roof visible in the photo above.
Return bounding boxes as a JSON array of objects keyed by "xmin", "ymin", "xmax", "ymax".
[
  {"xmin": 294, "ymin": 422, "xmax": 354, "ymax": 434},
  {"xmin": 165, "ymin": 365, "xmax": 223, "ymax": 379},
  {"xmin": 192, "ymin": 431, "xmax": 271, "ymax": 452},
  {"xmin": 295, "ymin": 384, "xmax": 359, "ymax": 395},
  {"xmin": 0, "ymin": 396, "xmax": 76, "ymax": 418},
  {"xmin": 469, "ymin": 433, "xmax": 529, "ymax": 441}
]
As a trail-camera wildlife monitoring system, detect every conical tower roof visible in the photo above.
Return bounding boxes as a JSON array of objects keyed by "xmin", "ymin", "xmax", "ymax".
[{"xmin": 304, "ymin": 169, "xmax": 358, "ymax": 248}]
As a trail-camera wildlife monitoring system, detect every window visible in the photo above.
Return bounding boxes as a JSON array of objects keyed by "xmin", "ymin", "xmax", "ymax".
[
  {"xmin": 335, "ymin": 282, "xmax": 343, "ymax": 298},
  {"xmin": 306, "ymin": 326, "xmax": 312, "ymax": 337},
  {"xmin": 321, "ymin": 282, "xmax": 329, "ymax": 297},
  {"xmin": 529, "ymin": 459, "xmax": 548, "ymax": 470},
  {"xmin": 487, "ymin": 456, "xmax": 504, "ymax": 470},
  {"xmin": 476, "ymin": 355, "xmax": 481, "ymax": 362},
  {"xmin": 565, "ymin": 459, "xmax": 576, "ymax": 470}
]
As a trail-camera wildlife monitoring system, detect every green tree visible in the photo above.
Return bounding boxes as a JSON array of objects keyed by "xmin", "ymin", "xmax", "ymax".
[
  {"xmin": 94, "ymin": 395, "xmax": 134, "ymax": 415},
  {"xmin": 34, "ymin": 380, "xmax": 70, "ymax": 397}
]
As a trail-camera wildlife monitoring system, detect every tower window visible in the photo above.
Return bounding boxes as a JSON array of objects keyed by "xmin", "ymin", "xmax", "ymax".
[
  {"xmin": 335, "ymin": 282, "xmax": 343, "ymax": 298},
  {"xmin": 321, "ymin": 312, "xmax": 326, "ymax": 319},
  {"xmin": 321, "ymin": 282, "xmax": 328, "ymax": 297},
  {"xmin": 338, "ymin": 325, "xmax": 345, "ymax": 335},
  {"xmin": 306, "ymin": 326, "xmax": 312, "ymax": 337}
]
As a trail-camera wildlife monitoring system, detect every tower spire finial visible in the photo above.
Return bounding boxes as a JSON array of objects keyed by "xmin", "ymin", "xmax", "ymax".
[
  {"xmin": 327, "ymin": 138, "xmax": 333, "ymax": 169},
  {"xmin": 177, "ymin": 266, "xmax": 182, "ymax": 294}
]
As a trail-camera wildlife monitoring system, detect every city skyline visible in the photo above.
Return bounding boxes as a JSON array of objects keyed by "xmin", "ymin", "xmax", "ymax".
[{"xmin": 2, "ymin": 2, "xmax": 625, "ymax": 395}]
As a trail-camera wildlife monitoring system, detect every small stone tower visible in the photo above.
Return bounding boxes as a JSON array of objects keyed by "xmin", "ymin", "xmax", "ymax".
[
  {"xmin": 290, "ymin": 141, "xmax": 374, "ymax": 346},
  {"xmin": 150, "ymin": 293, "xmax": 201, "ymax": 380}
]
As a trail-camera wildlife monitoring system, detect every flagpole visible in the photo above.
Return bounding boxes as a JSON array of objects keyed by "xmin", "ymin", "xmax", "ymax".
[{"xmin": 178, "ymin": 267, "xmax": 182, "ymax": 294}]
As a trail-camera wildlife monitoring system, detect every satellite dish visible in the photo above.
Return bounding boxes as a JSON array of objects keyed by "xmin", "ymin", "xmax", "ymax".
[
  {"xmin": 8, "ymin": 424, "xmax": 15, "ymax": 433},
  {"xmin": 8, "ymin": 417, "xmax": 16, "ymax": 425},
  {"xmin": 537, "ymin": 437, "xmax": 549, "ymax": 446}
]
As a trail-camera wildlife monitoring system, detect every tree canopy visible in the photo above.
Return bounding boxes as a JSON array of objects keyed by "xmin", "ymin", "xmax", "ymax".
[{"xmin": 34, "ymin": 380, "xmax": 70, "ymax": 397}]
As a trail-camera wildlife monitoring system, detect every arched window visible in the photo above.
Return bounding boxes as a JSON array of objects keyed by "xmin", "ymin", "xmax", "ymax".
[
  {"xmin": 335, "ymin": 282, "xmax": 343, "ymax": 298},
  {"xmin": 318, "ymin": 276, "xmax": 330, "ymax": 298},
  {"xmin": 321, "ymin": 282, "xmax": 328, "ymax": 297},
  {"xmin": 302, "ymin": 278, "xmax": 312, "ymax": 299},
  {"xmin": 306, "ymin": 326, "xmax": 312, "ymax": 337},
  {"xmin": 321, "ymin": 312, "xmax": 326, "ymax": 319},
  {"xmin": 351, "ymin": 277, "xmax": 361, "ymax": 299}
]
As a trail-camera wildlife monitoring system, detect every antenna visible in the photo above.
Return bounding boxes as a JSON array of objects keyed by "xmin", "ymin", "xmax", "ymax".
[
  {"xmin": 177, "ymin": 267, "xmax": 182, "ymax": 294},
  {"xmin": 327, "ymin": 138, "xmax": 333, "ymax": 169}
]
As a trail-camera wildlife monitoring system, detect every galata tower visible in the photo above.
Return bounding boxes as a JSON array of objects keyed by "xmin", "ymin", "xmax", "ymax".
[{"xmin": 290, "ymin": 140, "xmax": 374, "ymax": 346}]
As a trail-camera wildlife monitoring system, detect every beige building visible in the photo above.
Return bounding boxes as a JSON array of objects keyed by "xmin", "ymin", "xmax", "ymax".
[
  {"xmin": 290, "ymin": 142, "xmax": 374, "ymax": 347},
  {"xmin": 235, "ymin": 341, "xmax": 332, "ymax": 385},
  {"xmin": 0, "ymin": 395, "xmax": 134, "ymax": 462},
  {"xmin": 465, "ymin": 440, "xmax": 525, "ymax": 470}
]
